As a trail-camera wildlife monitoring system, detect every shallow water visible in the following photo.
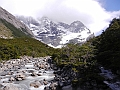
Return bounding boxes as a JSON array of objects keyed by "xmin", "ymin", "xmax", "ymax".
[
  {"xmin": 0, "ymin": 57, "xmax": 55, "ymax": 90},
  {"xmin": 100, "ymin": 67, "xmax": 120, "ymax": 90}
]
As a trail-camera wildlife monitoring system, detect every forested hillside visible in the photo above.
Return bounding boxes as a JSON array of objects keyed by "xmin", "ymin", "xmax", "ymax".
[
  {"xmin": 93, "ymin": 18, "xmax": 120, "ymax": 74},
  {"xmin": 0, "ymin": 37, "xmax": 56, "ymax": 61}
]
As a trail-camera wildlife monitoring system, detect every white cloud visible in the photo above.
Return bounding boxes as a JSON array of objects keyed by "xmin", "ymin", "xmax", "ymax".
[{"xmin": 0, "ymin": 0, "xmax": 120, "ymax": 36}]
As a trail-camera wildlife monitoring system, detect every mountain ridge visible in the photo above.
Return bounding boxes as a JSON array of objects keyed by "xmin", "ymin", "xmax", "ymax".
[
  {"xmin": 0, "ymin": 7, "xmax": 34, "ymax": 38},
  {"xmin": 17, "ymin": 16, "xmax": 94, "ymax": 48}
]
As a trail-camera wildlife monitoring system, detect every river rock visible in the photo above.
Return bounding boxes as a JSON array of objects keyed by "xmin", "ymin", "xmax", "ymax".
[
  {"xmin": 43, "ymin": 79, "xmax": 48, "ymax": 85},
  {"xmin": 16, "ymin": 78, "xmax": 22, "ymax": 81},
  {"xmin": 2, "ymin": 81, "xmax": 8, "ymax": 83},
  {"xmin": 30, "ymin": 81, "xmax": 41, "ymax": 88},
  {"xmin": 22, "ymin": 70, "xmax": 26, "ymax": 73},
  {"xmin": 0, "ymin": 84, "xmax": 4, "ymax": 88},
  {"xmin": 15, "ymin": 73, "xmax": 25, "ymax": 81},
  {"xmin": 9, "ymin": 77, "xmax": 15, "ymax": 81},
  {"xmin": 44, "ymin": 86, "xmax": 50, "ymax": 90},
  {"xmin": 37, "ymin": 73, "xmax": 42, "ymax": 76},
  {"xmin": 31, "ymin": 72, "xmax": 37, "ymax": 77},
  {"xmin": 2, "ymin": 84, "xmax": 19, "ymax": 90},
  {"xmin": 40, "ymin": 64, "xmax": 45, "ymax": 69},
  {"xmin": 7, "ymin": 72, "xmax": 13, "ymax": 75},
  {"xmin": 1, "ymin": 72, "xmax": 7, "ymax": 76},
  {"xmin": 49, "ymin": 82, "xmax": 58, "ymax": 90}
]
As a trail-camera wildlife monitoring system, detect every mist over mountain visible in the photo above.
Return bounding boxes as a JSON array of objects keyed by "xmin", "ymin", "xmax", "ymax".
[
  {"xmin": 0, "ymin": 6, "xmax": 94, "ymax": 48},
  {"xmin": 16, "ymin": 16, "xmax": 94, "ymax": 48}
]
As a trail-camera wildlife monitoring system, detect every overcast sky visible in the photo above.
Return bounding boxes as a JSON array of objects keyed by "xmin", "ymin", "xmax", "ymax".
[{"xmin": 0, "ymin": 0, "xmax": 120, "ymax": 35}]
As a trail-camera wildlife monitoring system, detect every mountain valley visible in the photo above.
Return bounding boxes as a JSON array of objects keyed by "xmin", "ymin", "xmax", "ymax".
[{"xmin": 0, "ymin": 6, "xmax": 120, "ymax": 90}]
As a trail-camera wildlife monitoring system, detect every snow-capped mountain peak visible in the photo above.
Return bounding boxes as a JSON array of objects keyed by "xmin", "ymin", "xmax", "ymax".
[{"xmin": 16, "ymin": 16, "xmax": 94, "ymax": 48}]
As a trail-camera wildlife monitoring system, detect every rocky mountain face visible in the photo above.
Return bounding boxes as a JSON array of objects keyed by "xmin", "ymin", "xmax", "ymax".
[
  {"xmin": 17, "ymin": 16, "xmax": 94, "ymax": 48},
  {"xmin": 0, "ymin": 7, "xmax": 34, "ymax": 38}
]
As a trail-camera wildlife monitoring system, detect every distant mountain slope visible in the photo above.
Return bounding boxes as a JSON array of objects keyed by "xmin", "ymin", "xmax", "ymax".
[
  {"xmin": 17, "ymin": 16, "xmax": 94, "ymax": 48},
  {"xmin": 0, "ymin": 7, "xmax": 34, "ymax": 38}
]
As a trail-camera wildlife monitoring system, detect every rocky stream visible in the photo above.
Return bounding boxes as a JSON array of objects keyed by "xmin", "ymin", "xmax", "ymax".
[
  {"xmin": 0, "ymin": 56, "xmax": 120, "ymax": 90},
  {"xmin": 0, "ymin": 56, "xmax": 57, "ymax": 90}
]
